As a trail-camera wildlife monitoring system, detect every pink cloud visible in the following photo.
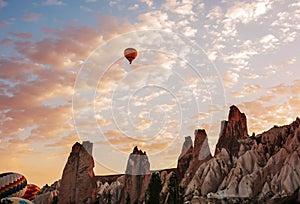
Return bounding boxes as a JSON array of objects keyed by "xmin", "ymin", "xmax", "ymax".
[
  {"xmin": 0, "ymin": 0, "xmax": 7, "ymax": 8},
  {"xmin": 0, "ymin": 38, "xmax": 12, "ymax": 45},
  {"xmin": 22, "ymin": 13, "xmax": 40, "ymax": 22},
  {"xmin": 10, "ymin": 32, "xmax": 33, "ymax": 39},
  {"xmin": 15, "ymin": 26, "xmax": 105, "ymax": 69}
]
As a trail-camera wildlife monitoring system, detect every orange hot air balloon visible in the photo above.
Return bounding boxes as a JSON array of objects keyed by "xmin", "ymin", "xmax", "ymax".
[
  {"xmin": 124, "ymin": 48, "xmax": 137, "ymax": 64},
  {"xmin": 22, "ymin": 184, "xmax": 40, "ymax": 199}
]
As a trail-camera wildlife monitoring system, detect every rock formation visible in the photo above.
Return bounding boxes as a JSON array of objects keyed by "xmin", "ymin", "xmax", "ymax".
[
  {"xmin": 180, "ymin": 129, "xmax": 212, "ymax": 187},
  {"xmin": 32, "ymin": 105, "xmax": 300, "ymax": 204},
  {"xmin": 215, "ymin": 105, "xmax": 248, "ymax": 157},
  {"xmin": 121, "ymin": 146, "xmax": 151, "ymax": 204},
  {"xmin": 97, "ymin": 175, "xmax": 125, "ymax": 204},
  {"xmin": 185, "ymin": 106, "xmax": 300, "ymax": 204},
  {"xmin": 32, "ymin": 181, "xmax": 60, "ymax": 204},
  {"xmin": 176, "ymin": 136, "xmax": 193, "ymax": 182},
  {"xmin": 58, "ymin": 142, "xmax": 97, "ymax": 204}
]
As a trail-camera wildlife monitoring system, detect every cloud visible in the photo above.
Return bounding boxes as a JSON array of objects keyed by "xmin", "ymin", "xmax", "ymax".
[
  {"xmin": 141, "ymin": 0, "xmax": 153, "ymax": 8},
  {"xmin": 0, "ymin": 38, "xmax": 12, "ymax": 45},
  {"xmin": 223, "ymin": 71, "xmax": 239, "ymax": 87},
  {"xmin": 231, "ymin": 84, "xmax": 262, "ymax": 98},
  {"xmin": 225, "ymin": 0, "xmax": 271, "ymax": 24},
  {"xmin": 137, "ymin": 10, "xmax": 175, "ymax": 30},
  {"xmin": 183, "ymin": 26, "xmax": 197, "ymax": 37},
  {"xmin": 9, "ymin": 32, "xmax": 33, "ymax": 39},
  {"xmin": 162, "ymin": 0, "xmax": 195, "ymax": 16},
  {"xmin": 22, "ymin": 13, "xmax": 40, "ymax": 22},
  {"xmin": 128, "ymin": 4, "xmax": 139, "ymax": 10},
  {"xmin": 239, "ymin": 100, "xmax": 298, "ymax": 135},
  {"xmin": 15, "ymin": 26, "xmax": 104, "ymax": 69},
  {"xmin": 259, "ymin": 34, "xmax": 279, "ymax": 50},
  {"xmin": 80, "ymin": 5, "xmax": 92, "ymax": 12},
  {"xmin": 206, "ymin": 6, "xmax": 223, "ymax": 21},
  {"xmin": 0, "ymin": 0, "xmax": 7, "ymax": 8},
  {"xmin": 44, "ymin": 0, "xmax": 65, "ymax": 6}
]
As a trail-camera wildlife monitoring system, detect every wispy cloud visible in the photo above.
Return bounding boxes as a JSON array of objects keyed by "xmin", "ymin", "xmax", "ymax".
[
  {"xmin": 44, "ymin": 0, "xmax": 65, "ymax": 6},
  {"xmin": 231, "ymin": 85, "xmax": 262, "ymax": 98},
  {"xmin": 80, "ymin": 5, "xmax": 92, "ymax": 12},
  {"xmin": 22, "ymin": 13, "xmax": 40, "ymax": 22},
  {"xmin": 9, "ymin": 32, "xmax": 33, "ymax": 39},
  {"xmin": 128, "ymin": 4, "xmax": 139, "ymax": 10},
  {"xmin": 0, "ymin": 0, "xmax": 7, "ymax": 8},
  {"xmin": 141, "ymin": 0, "xmax": 153, "ymax": 8}
]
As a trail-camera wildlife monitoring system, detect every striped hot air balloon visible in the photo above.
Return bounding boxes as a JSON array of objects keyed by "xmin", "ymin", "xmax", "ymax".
[
  {"xmin": 1, "ymin": 197, "xmax": 33, "ymax": 204},
  {"xmin": 0, "ymin": 172, "xmax": 27, "ymax": 199}
]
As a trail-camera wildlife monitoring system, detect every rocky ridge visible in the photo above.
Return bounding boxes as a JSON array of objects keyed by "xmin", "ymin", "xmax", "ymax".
[
  {"xmin": 186, "ymin": 106, "xmax": 300, "ymax": 203},
  {"xmin": 32, "ymin": 105, "xmax": 300, "ymax": 203}
]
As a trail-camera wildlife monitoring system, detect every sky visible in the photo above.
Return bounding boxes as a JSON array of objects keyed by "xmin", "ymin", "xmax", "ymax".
[{"xmin": 0, "ymin": 0, "xmax": 299, "ymax": 187}]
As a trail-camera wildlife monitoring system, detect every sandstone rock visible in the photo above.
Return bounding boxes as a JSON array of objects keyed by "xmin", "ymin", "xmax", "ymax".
[
  {"xmin": 33, "ymin": 190, "xmax": 59, "ymax": 204},
  {"xmin": 122, "ymin": 146, "xmax": 151, "ymax": 204},
  {"xmin": 185, "ymin": 148, "xmax": 232, "ymax": 200},
  {"xmin": 97, "ymin": 175, "xmax": 125, "ymax": 204},
  {"xmin": 186, "ymin": 109, "xmax": 300, "ymax": 203},
  {"xmin": 32, "ymin": 181, "xmax": 60, "ymax": 204},
  {"xmin": 180, "ymin": 129, "xmax": 212, "ymax": 187},
  {"xmin": 160, "ymin": 170, "xmax": 169, "ymax": 186},
  {"xmin": 215, "ymin": 105, "xmax": 249, "ymax": 157},
  {"xmin": 58, "ymin": 142, "xmax": 97, "ymax": 204},
  {"xmin": 177, "ymin": 136, "xmax": 193, "ymax": 181},
  {"xmin": 160, "ymin": 171, "xmax": 174, "ymax": 203}
]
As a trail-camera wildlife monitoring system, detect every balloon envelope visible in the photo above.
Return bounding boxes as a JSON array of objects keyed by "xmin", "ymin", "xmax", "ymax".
[
  {"xmin": 22, "ymin": 184, "xmax": 40, "ymax": 200},
  {"xmin": 0, "ymin": 172, "xmax": 27, "ymax": 199},
  {"xmin": 1, "ymin": 197, "xmax": 33, "ymax": 204},
  {"xmin": 124, "ymin": 48, "xmax": 137, "ymax": 64}
]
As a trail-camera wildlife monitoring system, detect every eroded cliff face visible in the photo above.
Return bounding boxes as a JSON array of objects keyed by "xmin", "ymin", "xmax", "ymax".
[
  {"xmin": 32, "ymin": 105, "xmax": 300, "ymax": 204},
  {"xmin": 58, "ymin": 142, "xmax": 97, "ymax": 204},
  {"xmin": 185, "ymin": 106, "xmax": 300, "ymax": 203}
]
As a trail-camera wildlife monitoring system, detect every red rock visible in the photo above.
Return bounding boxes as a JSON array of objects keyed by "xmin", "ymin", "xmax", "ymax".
[
  {"xmin": 215, "ymin": 105, "xmax": 249, "ymax": 157},
  {"xmin": 58, "ymin": 142, "xmax": 97, "ymax": 204}
]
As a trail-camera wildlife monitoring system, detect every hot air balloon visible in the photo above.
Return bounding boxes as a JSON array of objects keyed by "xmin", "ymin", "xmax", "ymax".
[
  {"xmin": 22, "ymin": 184, "xmax": 40, "ymax": 200},
  {"xmin": 0, "ymin": 172, "xmax": 27, "ymax": 199},
  {"xmin": 1, "ymin": 197, "xmax": 33, "ymax": 204},
  {"xmin": 124, "ymin": 48, "xmax": 137, "ymax": 64}
]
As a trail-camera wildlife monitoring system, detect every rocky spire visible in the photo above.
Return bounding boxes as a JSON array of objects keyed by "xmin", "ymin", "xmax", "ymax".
[
  {"xmin": 58, "ymin": 142, "xmax": 97, "ymax": 204},
  {"xmin": 122, "ymin": 146, "xmax": 151, "ymax": 204},
  {"xmin": 215, "ymin": 105, "xmax": 249, "ymax": 156},
  {"xmin": 177, "ymin": 136, "xmax": 193, "ymax": 181},
  {"xmin": 180, "ymin": 129, "xmax": 212, "ymax": 187}
]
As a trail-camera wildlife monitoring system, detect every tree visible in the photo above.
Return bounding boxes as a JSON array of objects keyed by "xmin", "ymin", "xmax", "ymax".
[
  {"xmin": 178, "ymin": 185, "xmax": 185, "ymax": 204},
  {"xmin": 126, "ymin": 193, "xmax": 131, "ymax": 204},
  {"xmin": 145, "ymin": 172, "xmax": 162, "ymax": 204},
  {"xmin": 167, "ymin": 172, "xmax": 179, "ymax": 204},
  {"xmin": 51, "ymin": 196, "xmax": 58, "ymax": 204}
]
